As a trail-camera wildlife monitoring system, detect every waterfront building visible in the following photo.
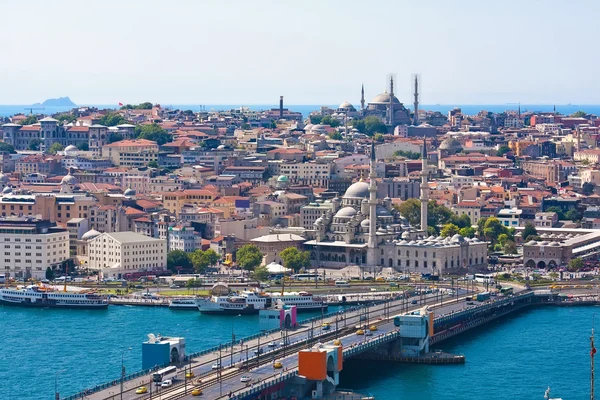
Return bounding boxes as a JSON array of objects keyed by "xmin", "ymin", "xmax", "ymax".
[
  {"xmin": 167, "ymin": 225, "xmax": 201, "ymax": 252},
  {"xmin": 87, "ymin": 231, "xmax": 167, "ymax": 279},
  {"xmin": 0, "ymin": 217, "xmax": 69, "ymax": 280}
]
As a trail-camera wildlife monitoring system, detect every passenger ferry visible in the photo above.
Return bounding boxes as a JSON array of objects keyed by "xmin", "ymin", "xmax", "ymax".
[
  {"xmin": 197, "ymin": 291, "xmax": 269, "ymax": 315},
  {"xmin": 271, "ymin": 291, "xmax": 327, "ymax": 312},
  {"xmin": 0, "ymin": 285, "xmax": 108, "ymax": 309},
  {"xmin": 168, "ymin": 297, "xmax": 199, "ymax": 310}
]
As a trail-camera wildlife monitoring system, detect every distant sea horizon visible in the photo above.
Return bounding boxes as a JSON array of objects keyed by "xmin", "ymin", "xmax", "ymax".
[{"xmin": 2, "ymin": 103, "xmax": 600, "ymax": 118}]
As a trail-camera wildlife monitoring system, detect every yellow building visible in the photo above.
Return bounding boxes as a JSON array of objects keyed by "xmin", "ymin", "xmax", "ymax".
[{"xmin": 161, "ymin": 189, "xmax": 220, "ymax": 216}]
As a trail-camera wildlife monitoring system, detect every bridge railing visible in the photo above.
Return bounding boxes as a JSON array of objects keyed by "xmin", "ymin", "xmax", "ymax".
[
  {"xmin": 229, "ymin": 370, "xmax": 299, "ymax": 400},
  {"xmin": 342, "ymin": 330, "xmax": 400, "ymax": 357}
]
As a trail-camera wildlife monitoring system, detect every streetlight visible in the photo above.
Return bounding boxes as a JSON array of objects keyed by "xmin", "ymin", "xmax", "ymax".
[
  {"xmin": 231, "ymin": 314, "xmax": 242, "ymax": 366},
  {"xmin": 121, "ymin": 347, "xmax": 132, "ymax": 400}
]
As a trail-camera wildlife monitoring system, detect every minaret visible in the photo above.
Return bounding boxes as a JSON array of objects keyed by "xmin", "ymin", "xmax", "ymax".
[
  {"xmin": 420, "ymin": 137, "xmax": 429, "ymax": 234},
  {"xmin": 388, "ymin": 75, "xmax": 395, "ymax": 126},
  {"xmin": 518, "ymin": 102, "xmax": 521, "ymax": 117},
  {"xmin": 360, "ymin": 84, "xmax": 365, "ymax": 112},
  {"xmin": 413, "ymin": 75, "xmax": 420, "ymax": 125},
  {"xmin": 367, "ymin": 140, "xmax": 378, "ymax": 251}
]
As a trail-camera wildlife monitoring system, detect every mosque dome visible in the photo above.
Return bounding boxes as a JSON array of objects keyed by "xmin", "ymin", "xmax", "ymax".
[
  {"xmin": 61, "ymin": 173, "xmax": 77, "ymax": 185},
  {"xmin": 451, "ymin": 234, "xmax": 465, "ymax": 243},
  {"xmin": 343, "ymin": 181, "xmax": 370, "ymax": 199},
  {"xmin": 338, "ymin": 101, "xmax": 356, "ymax": 112},
  {"xmin": 360, "ymin": 219, "xmax": 370, "ymax": 228},
  {"xmin": 370, "ymin": 91, "xmax": 401, "ymax": 104},
  {"xmin": 124, "ymin": 188, "xmax": 136, "ymax": 196},
  {"xmin": 1, "ymin": 186, "xmax": 11, "ymax": 194},
  {"xmin": 311, "ymin": 124, "xmax": 328, "ymax": 133},
  {"xmin": 376, "ymin": 206, "xmax": 392, "ymax": 217},
  {"xmin": 82, "ymin": 229, "xmax": 101, "ymax": 241},
  {"xmin": 439, "ymin": 138, "xmax": 463, "ymax": 153},
  {"xmin": 334, "ymin": 206, "xmax": 358, "ymax": 218},
  {"xmin": 303, "ymin": 123, "xmax": 314, "ymax": 131},
  {"xmin": 277, "ymin": 175, "xmax": 289, "ymax": 183},
  {"xmin": 64, "ymin": 145, "xmax": 78, "ymax": 156}
]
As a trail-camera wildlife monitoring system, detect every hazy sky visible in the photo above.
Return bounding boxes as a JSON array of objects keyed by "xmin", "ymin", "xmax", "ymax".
[{"xmin": 1, "ymin": 0, "xmax": 598, "ymax": 105}]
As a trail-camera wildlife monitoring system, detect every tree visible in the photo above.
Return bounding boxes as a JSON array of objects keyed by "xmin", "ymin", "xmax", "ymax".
[
  {"xmin": 97, "ymin": 112, "xmax": 127, "ymax": 127},
  {"xmin": 0, "ymin": 142, "xmax": 16, "ymax": 154},
  {"xmin": 450, "ymin": 214, "xmax": 472, "ymax": 229},
  {"xmin": 190, "ymin": 249, "xmax": 210, "ymax": 273},
  {"xmin": 135, "ymin": 123, "xmax": 172, "ymax": 145},
  {"xmin": 167, "ymin": 250, "xmax": 193, "ymax": 273},
  {"xmin": 459, "ymin": 226, "xmax": 476, "ymax": 238},
  {"xmin": 121, "ymin": 102, "xmax": 153, "ymax": 110},
  {"xmin": 351, "ymin": 116, "xmax": 388, "ymax": 136},
  {"xmin": 373, "ymin": 133, "xmax": 385, "ymax": 143},
  {"xmin": 393, "ymin": 150, "xmax": 420, "ymax": 160},
  {"xmin": 76, "ymin": 142, "xmax": 89, "ymax": 151},
  {"xmin": 583, "ymin": 182, "xmax": 595, "ymax": 195},
  {"xmin": 320, "ymin": 115, "xmax": 340, "ymax": 128},
  {"xmin": 395, "ymin": 199, "xmax": 456, "ymax": 234},
  {"xmin": 19, "ymin": 115, "xmax": 38, "ymax": 125},
  {"xmin": 440, "ymin": 223, "xmax": 459, "ymax": 238},
  {"xmin": 503, "ymin": 240, "xmax": 517, "ymax": 255},
  {"xmin": 570, "ymin": 110, "xmax": 587, "ymax": 118},
  {"xmin": 483, "ymin": 217, "xmax": 507, "ymax": 245},
  {"xmin": 47, "ymin": 143, "xmax": 64, "ymax": 154},
  {"xmin": 241, "ymin": 123, "xmax": 251, "ymax": 130},
  {"xmin": 280, "ymin": 247, "xmax": 310, "ymax": 273},
  {"xmin": 252, "ymin": 265, "xmax": 270, "ymax": 282},
  {"xmin": 54, "ymin": 113, "xmax": 77, "ymax": 124},
  {"xmin": 496, "ymin": 145, "xmax": 510, "ymax": 157},
  {"xmin": 236, "ymin": 244, "xmax": 263, "ymax": 271},
  {"xmin": 565, "ymin": 209, "xmax": 581, "ymax": 222},
  {"xmin": 147, "ymin": 160, "xmax": 159, "ymax": 168},
  {"xmin": 498, "ymin": 233, "xmax": 509, "ymax": 247},
  {"xmin": 45, "ymin": 267, "xmax": 55, "ymax": 281},
  {"xmin": 309, "ymin": 115, "xmax": 323, "ymax": 124},
  {"xmin": 546, "ymin": 206, "xmax": 565, "ymax": 220},
  {"xmin": 549, "ymin": 272, "xmax": 559, "ymax": 280},
  {"xmin": 107, "ymin": 132, "xmax": 123, "ymax": 144},
  {"xmin": 477, "ymin": 217, "xmax": 488, "ymax": 238},
  {"xmin": 328, "ymin": 131, "xmax": 343, "ymax": 140},
  {"xmin": 568, "ymin": 257, "xmax": 584, "ymax": 271},
  {"xmin": 204, "ymin": 249, "xmax": 219, "ymax": 268},
  {"xmin": 395, "ymin": 198, "xmax": 420, "ymax": 227},
  {"xmin": 28, "ymin": 138, "xmax": 42, "ymax": 151},
  {"xmin": 522, "ymin": 223, "xmax": 538, "ymax": 242}
]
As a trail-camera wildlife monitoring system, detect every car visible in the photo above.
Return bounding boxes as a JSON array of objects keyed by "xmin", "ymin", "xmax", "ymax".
[
  {"xmin": 268, "ymin": 341, "xmax": 277, "ymax": 347},
  {"xmin": 356, "ymin": 329, "xmax": 365, "ymax": 335},
  {"xmin": 41, "ymin": 279, "xmax": 50, "ymax": 284},
  {"xmin": 135, "ymin": 387, "xmax": 148, "ymax": 394},
  {"xmin": 279, "ymin": 341, "xmax": 285, "ymax": 346},
  {"xmin": 135, "ymin": 284, "xmax": 144, "ymax": 289},
  {"xmin": 254, "ymin": 348, "xmax": 264, "ymax": 355},
  {"xmin": 185, "ymin": 371, "xmax": 195, "ymax": 379},
  {"xmin": 240, "ymin": 375, "xmax": 252, "ymax": 383},
  {"xmin": 273, "ymin": 361, "xmax": 283, "ymax": 369},
  {"xmin": 170, "ymin": 284, "xmax": 179, "ymax": 289},
  {"xmin": 211, "ymin": 362, "xmax": 221, "ymax": 369},
  {"xmin": 333, "ymin": 339, "xmax": 342, "ymax": 346},
  {"xmin": 369, "ymin": 325, "xmax": 377, "ymax": 331},
  {"xmin": 411, "ymin": 300, "xmax": 418, "ymax": 305},
  {"xmin": 365, "ymin": 331, "xmax": 373, "ymax": 336},
  {"xmin": 160, "ymin": 380, "xmax": 172, "ymax": 388},
  {"xmin": 191, "ymin": 388, "xmax": 203, "ymax": 396},
  {"xmin": 322, "ymin": 323, "xmax": 330, "ymax": 330}
]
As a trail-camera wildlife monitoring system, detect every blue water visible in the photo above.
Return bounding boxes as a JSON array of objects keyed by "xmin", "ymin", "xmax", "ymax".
[
  {"xmin": 340, "ymin": 306, "xmax": 596, "ymax": 400},
  {"xmin": 1, "ymin": 304, "xmax": 595, "ymax": 400},
  {"xmin": 2, "ymin": 104, "xmax": 600, "ymax": 118}
]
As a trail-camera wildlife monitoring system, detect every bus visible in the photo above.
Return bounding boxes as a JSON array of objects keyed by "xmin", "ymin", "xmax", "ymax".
[
  {"xmin": 291, "ymin": 273, "xmax": 322, "ymax": 281},
  {"xmin": 335, "ymin": 280, "xmax": 350, "ymax": 287},
  {"xmin": 476, "ymin": 292, "xmax": 491, "ymax": 302},
  {"xmin": 474, "ymin": 274, "xmax": 494, "ymax": 285},
  {"xmin": 500, "ymin": 287, "xmax": 514, "ymax": 296},
  {"xmin": 152, "ymin": 366, "xmax": 177, "ymax": 385}
]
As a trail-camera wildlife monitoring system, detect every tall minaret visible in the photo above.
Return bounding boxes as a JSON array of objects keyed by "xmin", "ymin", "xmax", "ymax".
[
  {"xmin": 388, "ymin": 75, "xmax": 395, "ymax": 126},
  {"xmin": 360, "ymin": 84, "xmax": 365, "ymax": 112},
  {"xmin": 420, "ymin": 137, "xmax": 429, "ymax": 234},
  {"xmin": 413, "ymin": 75, "xmax": 420, "ymax": 125},
  {"xmin": 367, "ymin": 140, "xmax": 378, "ymax": 251}
]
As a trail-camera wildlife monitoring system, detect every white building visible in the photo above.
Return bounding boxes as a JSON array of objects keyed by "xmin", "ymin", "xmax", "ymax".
[
  {"xmin": 0, "ymin": 218, "xmax": 69, "ymax": 280},
  {"xmin": 87, "ymin": 231, "xmax": 167, "ymax": 279},
  {"xmin": 168, "ymin": 225, "xmax": 201, "ymax": 253},
  {"xmin": 497, "ymin": 207, "xmax": 523, "ymax": 228}
]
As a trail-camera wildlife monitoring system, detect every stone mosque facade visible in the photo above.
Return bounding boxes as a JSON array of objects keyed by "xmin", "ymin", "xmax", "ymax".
[{"xmin": 304, "ymin": 142, "xmax": 488, "ymax": 274}]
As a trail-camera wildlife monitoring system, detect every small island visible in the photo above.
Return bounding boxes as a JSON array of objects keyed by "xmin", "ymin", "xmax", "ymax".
[{"xmin": 32, "ymin": 96, "xmax": 77, "ymax": 107}]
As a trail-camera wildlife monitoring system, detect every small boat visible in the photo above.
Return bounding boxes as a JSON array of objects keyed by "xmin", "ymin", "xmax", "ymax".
[
  {"xmin": 544, "ymin": 386, "xmax": 562, "ymax": 400},
  {"xmin": 169, "ymin": 297, "xmax": 199, "ymax": 310}
]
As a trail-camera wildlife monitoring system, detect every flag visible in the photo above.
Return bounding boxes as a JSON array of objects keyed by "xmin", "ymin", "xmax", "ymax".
[
  {"xmin": 591, "ymin": 346, "xmax": 597, "ymax": 357},
  {"xmin": 118, "ymin": 102, "xmax": 123, "ymax": 106}
]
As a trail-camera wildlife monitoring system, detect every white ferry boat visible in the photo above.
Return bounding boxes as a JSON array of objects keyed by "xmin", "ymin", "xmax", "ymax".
[
  {"xmin": 169, "ymin": 297, "xmax": 199, "ymax": 310},
  {"xmin": 271, "ymin": 291, "xmax": 327, "ymax": 312},
  {"xmin": 0, "ymin": 285, "xmax": 108, "ymax": 309},
  {"xmin": 197, "ymin": 291, "xmax": 268, "ymax": 315}
]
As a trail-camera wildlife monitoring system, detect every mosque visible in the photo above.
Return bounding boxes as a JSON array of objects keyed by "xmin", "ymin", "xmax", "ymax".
[{"xmin": 303, "ymin": 140, "xmax": 488, "ymax": 275}]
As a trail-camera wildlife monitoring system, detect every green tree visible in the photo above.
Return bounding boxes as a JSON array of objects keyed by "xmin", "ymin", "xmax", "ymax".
[
  {"xmin": 321, "ymin": 115, "xmax": 341, "ymax": 128},
  {"xmin": 565, "ymin": 209, "xmax": 581, "ymax": 222},
  {"xmin": 147, "ymin": 160, "xmax": 159, "ymax": 168},
  {"xmin": 373, "ymin": 133, "xmax": 385, "ymax": 143},
  {"xmin": 19, "ymin": 115, "xmax": 38, "ymax": 125},
  {"xmin": 241, "ymin": 123, "xmax": 251, "ymax": 130},
  {"xmin": 440, "ymin": 223, "xmax": 459, "ymax": 238},
  {"xmin": 393, "ymin": 150, "xmax": 420, "ymax": 160},
  {"xmin": 546, "ymin": 206, "xmax": 565, "ymax": 220},
  {"xmin": 477, "ymin": 217, "xmax": 488, "ymax": 238},
  {"xmin": 522, "ymin": 223, "xmax": 538, "ymax": 242},
  {"xmin": 328, "ymin": 131, "xmax": 343, "ymax": 140},
  {"xmin": 236, "ymin": 244, "xmax": 263, "ymax": 271},
  {"xmin": 309, "ymin": 115, "xmax": 323, "ymax": 124},
  {"xmin": 498, "ymin": 233, "xmax": 509, "ymax": 247},
  {"xmin": 568, "ymin": 257, "xmax": 584, "ymax": 271},
  {"xmin": 583, "ymin": 182, "xmax": 595, "ymax": 195},
  {"xmin": 45, "ymin": 267, "xmax": 55, "ymax": 281},
  {"xmin": 395, "ymin": 199, "xmax": 456, "ymax": 234},
  {"xmin": 47, "ymin": 143, "xmax": 64, "ymax": 154},
  {"xmin": 459, "ymin": 226, "xmax": 476, "ymax": 238},
  {"xmin": 395, "ymin": 198, "xmax": 421, "ymax": 227},
  {"xmin": 28, "ymin": 138, "xmax": 42, "ymax": 151},
  {"xmin": 549, "ymin": 272, "xmax": 559, "ymax": 280},
  {"xmin": 496, "ymin": 145, "xmax": 510, "ymax": 157},
  {"xmin": 570, "ymin": 110, "xmax": 587, "ymax": 118},
  {"xmin": 450, "ymin": 214, "xmax": 472, "ymax": 229},
  {"xmin": 0, "ymin": 142, "xmax": 16, "ymax": 154},
  {"xmin": 190, "ymin": 249, "xmax": 210, "ymax": 273},
  {"xmin": 252, "ymin": 265, "xmax": 270, "ymax": 282},
  {"xmin": 121, "ymin": 102, "xmax": 153, "ymax": 110},
  {"xmin": 167, "ymin": 250, "xmax": 193, "ymax": 272},
  {"xmin": 483, "ymin": 217, "xmax": 506, "ymax": 245},
  {"xmin": 204, "ymin": 249, "xmax": 219, "ymax": 268},
  {"xmin": 76, "ymin": 142, "xmax": 89, "ymax": 151},
  {"xmin": 503, "ymin": 240, "xmax": 517, "ymax": 255},
  {"xmin": 97, "ymin": 112, "xmax": 127, "ymax": 127},
  {"xmin": 351, "ymin": 116, "xmax": 388, "ymax": 136},
  {"xmin": 107, "ymin": 132, "xmax": 123, "ymax": 144},
  {"xmin": 280, "ymin": 247, "xmax": 310, "ymax": 273},
  {"xmin": 54, "ymin": 113, "xmax": 77, "ymax": 124},
  {"xmin": 135, "ymin": 123, "xmax": 172, "ymax": 145}
]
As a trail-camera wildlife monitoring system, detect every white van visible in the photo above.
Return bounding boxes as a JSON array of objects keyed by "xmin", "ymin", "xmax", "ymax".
[
  {"xmin": 335, "ymin": 280, "xmax": 350, "ymax": 287},
  {"xmin": 160, "ymin": 379, "xmax": 173, "ymax": 388}
]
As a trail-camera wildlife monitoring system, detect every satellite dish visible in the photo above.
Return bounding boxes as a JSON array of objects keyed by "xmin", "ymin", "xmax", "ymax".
[{"xmin": 147, "ymin": 333, "xmax": 156, "ymax": 344}]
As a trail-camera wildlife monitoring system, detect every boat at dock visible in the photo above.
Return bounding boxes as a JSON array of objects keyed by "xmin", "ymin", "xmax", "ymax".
[
  {"xmin": 271, "ymin": 291, "xmax": 327, "ymax": 312},
  {"xmin": 197, "ymin": 291, "xmax": 269, "ymax": 315},
  {"xmin": 168, "ymin": 297, "xmax": 199, "ymax": 310},
  {"xmin": 0, "ymin": 285, "xmax": 108, "ymax": 309}
]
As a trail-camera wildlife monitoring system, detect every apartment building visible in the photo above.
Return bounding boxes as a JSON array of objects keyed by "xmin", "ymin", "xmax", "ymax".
[{"xmin": 102, "ymin": 139, "xmax": 159, "ymax": 167}]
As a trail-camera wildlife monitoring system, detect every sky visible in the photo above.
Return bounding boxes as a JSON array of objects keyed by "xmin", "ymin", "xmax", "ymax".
[{"xmin": 1, "ymin": 0, "xmax": 599, "ymax": 105}]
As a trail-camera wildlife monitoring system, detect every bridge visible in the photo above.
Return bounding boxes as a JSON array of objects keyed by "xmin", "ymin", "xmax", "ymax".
[{"xmin": 67, "ymin": 289, "xmax": 535, "ymax": 400}]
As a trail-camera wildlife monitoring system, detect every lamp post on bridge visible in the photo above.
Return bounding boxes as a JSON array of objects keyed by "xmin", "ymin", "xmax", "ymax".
[
  {"xmin": 231, "ymin": 314, "xmax": 242, "ymax": 366},
  {"xmin": 120, "ymin": 347, "xmax": 132, "ymax": 400}
]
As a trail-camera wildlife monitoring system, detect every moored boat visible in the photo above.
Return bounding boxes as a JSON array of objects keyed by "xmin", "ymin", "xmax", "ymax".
[
  {"xmin": 168, "ymin": 297, "xmax": 199, "ymax": 310},
  {"xmin": 0, "ymin": 285, "xmax": 108, "ymax": 309}
]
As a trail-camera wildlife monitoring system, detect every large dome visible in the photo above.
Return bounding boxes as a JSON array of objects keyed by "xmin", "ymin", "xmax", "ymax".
[
  {"xmin": 439, "ymin": 137, "xmax": 463, "ymax": 152},
  {"xmin": 338, "ymin": 101, "xmax": 356, "ymax": 112},
  {"xmin": 343, "ymin": 181, "xmax": 370, "ymax": 199},
  {"xmin": 334, "ymin": 206, "xmax": 358, "ymax": 218},
  {"xmin": 82, "ymin": 229, "xmax": 101, "ymax": 241},
  {"xmin": 370, "ymin": 91, "xmax": 401, "ymax": 104},
  {"xmin": 277, "ymin": 175, "xmax": 289, "ymax": 182},
  {"xmin": 64, "ymin": 145, "xmax": 78, "ymax": 155}
]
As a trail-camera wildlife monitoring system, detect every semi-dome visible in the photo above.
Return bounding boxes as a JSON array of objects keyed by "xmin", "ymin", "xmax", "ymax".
[
  {"xmin": 343, "ymin": 181, "xmax": 370, "ymax": 199},
  {"xmin": 303, "ymin": 123, "xmax": 314, "ymax": 131},
  {"xmin": 1, "ymin": 186, "xmax": 11, "ymax": 194},
  {"xmin": 64, "ymin": 144, "xmax": 78, "ymax": 155},
  {"xmin": 311, "ymin": 124, "xmax": 328, "ymax": 132},
  {"xmin": 277, "ymin": 175, "xmax": 289, "ymax": 182},
  {"xmin": 334, "ymin": 206, "xmax": 358, "ymax": 218},
  {"xmin": 360, "ymin": 219, "xmax": 370, "ymax": 228},
  {"xmin": 82, "ymin": 229, "xmax": 101, "ymax": 241},
  {"xmin": 124, "ymin": 188, "xmax": 136, "ymax": 196},
  {"xmin": 451, "ymin": 234, "xmax": 465, "ymax": 243},
  {"xmin": 376, "ymin": 206, "xmax": 392, "ymax": 217},
  {"xmin": 370, "ymin": 91, "xmax": 401, "ymax": 104}
]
